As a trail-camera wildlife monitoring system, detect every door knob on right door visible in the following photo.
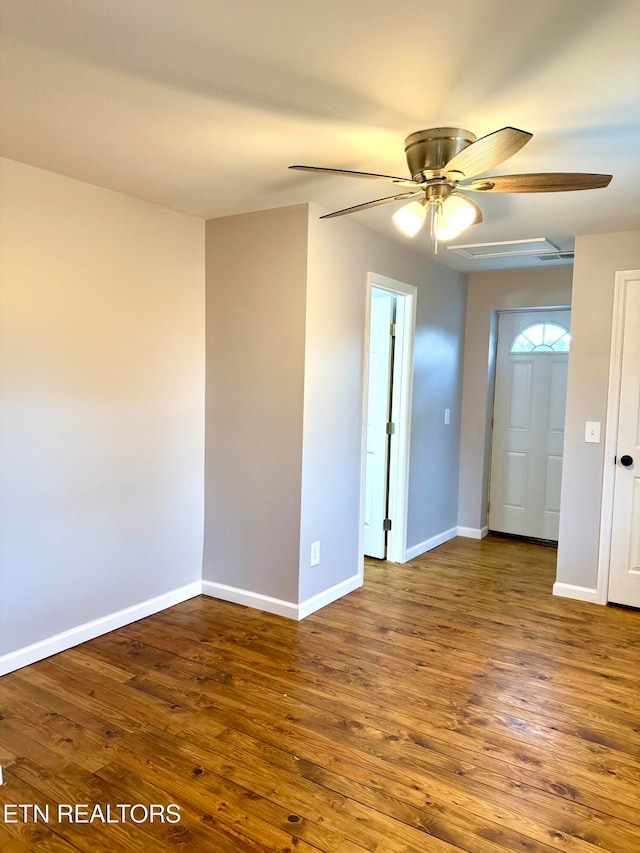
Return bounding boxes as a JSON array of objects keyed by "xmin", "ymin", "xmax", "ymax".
[{"xmin": 620, "ymin": 455, "xmax": 634, "ymax": 467}]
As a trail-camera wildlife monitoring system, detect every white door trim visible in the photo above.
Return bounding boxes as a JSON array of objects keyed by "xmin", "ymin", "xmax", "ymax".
[
  {"xmin": 360, "ymin": 273, "xmax": 416, "ymax": 564},
  {"xmin": 596, "ymin": 269, "xmax": 640, "ymax": 604}
]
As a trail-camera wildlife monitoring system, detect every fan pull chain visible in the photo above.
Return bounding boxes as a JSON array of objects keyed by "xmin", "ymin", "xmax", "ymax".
[{"xmin": 431, "ymin": 201, "xmax": 439, "ymax": 254}]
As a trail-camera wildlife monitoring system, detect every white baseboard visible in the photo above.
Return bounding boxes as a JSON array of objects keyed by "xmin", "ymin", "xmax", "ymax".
[
  {"xmin": 0, "ymin": 581, "xmax": 202, "ymax": 677},
  {"xmin": 405, "ymin": 527, "xmax": 458, "ymax": 561},
  {"xmin": 201, "ymin": 580, "xmax": 298, "ymax": 619},
  {"xmin": 552, "ymin": 582, "xmax": 602, "ymax": 605},
  {"xmin": 298, "ymin": 574, "xmax": 362, "ymax": 619},
  {"xmin": 202, "ymin": 573, "xmax": 362, "ymax": 621},
  {"xmin": 457, "ymin": 525, "xmax": 489, "ymax": 539}
]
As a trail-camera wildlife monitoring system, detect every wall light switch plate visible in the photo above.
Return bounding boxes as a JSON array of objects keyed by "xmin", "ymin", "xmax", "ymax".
[
  {"xmin": 444, "ymin": 408, "xmax": 451, "ymax": 425},
  {"xmin": 310, "ymin": 540, "xmax": 320, "ymax": 567},
  {"xmin": 585, "ymin": 421, "xmax": 601, "ymax": 443}
]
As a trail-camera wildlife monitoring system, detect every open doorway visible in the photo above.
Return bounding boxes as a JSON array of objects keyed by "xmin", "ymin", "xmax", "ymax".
[{"xmin": 361, "ymin": 274, "xmax": 416, "ymax": 562}]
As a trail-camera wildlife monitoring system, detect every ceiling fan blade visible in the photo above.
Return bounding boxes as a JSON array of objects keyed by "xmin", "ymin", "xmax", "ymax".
[
  {"xmin": 289, "ymin": 165, "xmax": 418, "ymax": 187},
  {"xmin": 320, "ymin": 191, "xmax": 421, "ymax": 219},
  {"xmin": 444, "ymin": 127, "xmax": 532, "ymax": 179},
  {"xmin": 463, "ymin": 173, "xmax": 613, "ymax": 192}
]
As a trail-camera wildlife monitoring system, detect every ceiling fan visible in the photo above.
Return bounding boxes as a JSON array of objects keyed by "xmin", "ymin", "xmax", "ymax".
[{"xmin": 289, "ymin": 126, "xmax": 612, "ymax": 244}]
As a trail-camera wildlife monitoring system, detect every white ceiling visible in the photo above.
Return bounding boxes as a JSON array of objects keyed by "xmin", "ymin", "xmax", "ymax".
[{"xmin": 1, "ymin": 0, "xmax": 639, "ymax": 272}]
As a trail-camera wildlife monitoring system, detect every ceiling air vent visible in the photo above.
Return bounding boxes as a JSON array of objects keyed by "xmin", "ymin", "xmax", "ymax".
[
  {"xmin": 447, "ymin": 237, "xmax": 560, "ymax": 260},
  {"xmin": 537, "ymin": 252, "xmax": 575, "ymax": 262}
]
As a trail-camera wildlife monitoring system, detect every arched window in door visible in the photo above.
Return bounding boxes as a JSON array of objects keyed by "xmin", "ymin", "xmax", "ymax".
[{"xmin": 510, "ymin": 322, "xmax": 571, "ymax": 353}]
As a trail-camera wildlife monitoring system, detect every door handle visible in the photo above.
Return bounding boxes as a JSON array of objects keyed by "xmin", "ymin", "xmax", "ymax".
[{"xmin": 620, "ymin": 455, "xmax": 634, "ymax": 467}]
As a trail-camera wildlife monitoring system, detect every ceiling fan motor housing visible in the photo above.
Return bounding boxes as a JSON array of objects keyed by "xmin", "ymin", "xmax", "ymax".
[{"xmin": 404, "ymin": 127, "xmax": 476, "ymax": 181}]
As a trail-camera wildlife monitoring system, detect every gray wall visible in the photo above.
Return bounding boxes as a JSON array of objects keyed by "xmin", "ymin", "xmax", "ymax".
[
  {"xmin": 204, "ymin": 206, "xmax": 309, "ymax": 603},
  {"xmin": 0, "ymin": 158, "xmax": 205, "ymax": 656},
  {"xmin": 205, "ymin": 203, "xmax": 466, "ymax": 608},
  {"xmin": 408, "ymin": 263, "xmax": 466, "ymax": 547},
  {"xmin": 556, "ymin": 230, "xmax": 640, "ymax": 591},
  {"xmin": 458, "ymin": 266, "xmax": 573, "ymax": 532},
  {"xmin": 301, "ymin": 207, "xmax": 466, "ymax": 603}
]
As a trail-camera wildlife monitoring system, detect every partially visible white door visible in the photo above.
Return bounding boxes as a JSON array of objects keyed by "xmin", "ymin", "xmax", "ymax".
[
  {"xmin": 489, "ymin": 310, "xmax": 570, "ymax": 540},
  {"xmin": 608, "ymin": 276, "xmax": 640, "ymax": 607},
  {"xmin": 364, "ymin": 291, "xmax": 394, "ymax": 558}
]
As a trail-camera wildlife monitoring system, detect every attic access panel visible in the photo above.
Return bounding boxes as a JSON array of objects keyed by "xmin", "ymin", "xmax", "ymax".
[{"xmin": 447, "ymin": 238, "xmax": 560, "ymax": 260}]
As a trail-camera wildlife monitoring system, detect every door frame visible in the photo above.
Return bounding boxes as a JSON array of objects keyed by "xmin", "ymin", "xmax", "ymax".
[
  {"xmin": 360, "ymin": 273, "xmax": 416, "ymax": 563},
  {"xmin": 596, "ymin": 269, "xmax": 640, "ymax": 604}
]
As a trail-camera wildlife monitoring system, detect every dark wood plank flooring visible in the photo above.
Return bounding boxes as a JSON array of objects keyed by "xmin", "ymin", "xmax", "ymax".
[{"xmin": 1, "ymin": 535, "xmax": 639, "ymax": 852}]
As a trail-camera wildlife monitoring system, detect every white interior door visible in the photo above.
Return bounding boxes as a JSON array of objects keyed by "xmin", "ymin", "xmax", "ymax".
[
  {"xmin": 608, "ymin": 276, "xmax": 640, "ymax": 607},
  {"xmin": 489, "ymin": 310, "xmax": 570, "ymax": 540},
  {"xmin": 364, "ymin": 291, "xmax": 394, "ymax": 558}
]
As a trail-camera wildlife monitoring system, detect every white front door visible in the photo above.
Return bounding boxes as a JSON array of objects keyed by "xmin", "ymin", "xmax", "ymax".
[
  {"xmin": 608, "ymin": 275, "xmax": 640, "ymax": 607},
  {"xmin": 489, "ymin": 310, "xmax": 570, "ymax": 540},
  {"xmin": 363, "ymin": 290, "xmax": 395, "ymax": 558}
]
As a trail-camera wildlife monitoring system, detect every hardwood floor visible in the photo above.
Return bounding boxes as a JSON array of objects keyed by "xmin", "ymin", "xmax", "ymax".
[{"xmin": 1, "ymin": 535, "xmax": 639, "ymax": 852}]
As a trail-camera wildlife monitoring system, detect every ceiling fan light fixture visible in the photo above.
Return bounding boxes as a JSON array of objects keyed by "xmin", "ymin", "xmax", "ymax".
[
  {"xmin": 434, "ymin": 194, "xmax": 479, "ymax": 241},
  {"xmin": 393, "ymin": 200, "xmax": 427, "ymax": 237},
  {"xmin": 293, "ymin": 125, "xmax": 613, "ymax": 240}
]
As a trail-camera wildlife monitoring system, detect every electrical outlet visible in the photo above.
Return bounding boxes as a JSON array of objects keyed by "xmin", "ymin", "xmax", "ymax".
[
  {"xmin": 444, "ymin": 408, "xmax": 451, "ymax": 425},
  {"xmin": 310, "ymin": 540, "xmax": 320, "ymax": 567}
]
